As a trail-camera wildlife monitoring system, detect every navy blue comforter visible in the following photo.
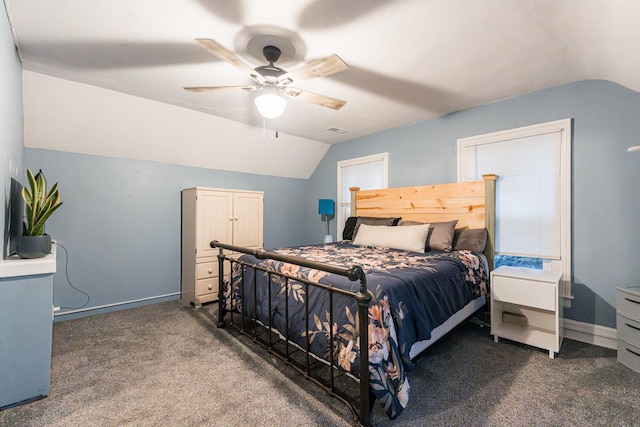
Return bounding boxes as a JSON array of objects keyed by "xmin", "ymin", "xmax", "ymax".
[{"xmin": 223, "ymin": 241, "xmax": 487, "ymax": 419}]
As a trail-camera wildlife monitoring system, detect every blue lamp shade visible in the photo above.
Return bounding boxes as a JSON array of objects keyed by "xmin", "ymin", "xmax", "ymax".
[{"xmin": 318, "ymin": 199, "xmax": 335, "ymax": 216}]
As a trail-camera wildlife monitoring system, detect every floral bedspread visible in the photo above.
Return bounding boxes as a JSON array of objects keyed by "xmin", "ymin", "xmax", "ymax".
[{"xmin": 223, "ymin": 241, "xmax": 488, "ymax": 420}]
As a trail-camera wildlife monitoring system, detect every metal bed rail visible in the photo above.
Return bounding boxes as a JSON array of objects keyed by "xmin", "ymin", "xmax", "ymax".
[{"xmin": 211, "ymin": 241, "xmax": 372, "ymax": 426}]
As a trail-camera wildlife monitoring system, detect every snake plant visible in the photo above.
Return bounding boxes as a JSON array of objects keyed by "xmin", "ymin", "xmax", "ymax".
[{"xmin": 21, "ymin": 168, "xmax": 63, "ymax": 236}]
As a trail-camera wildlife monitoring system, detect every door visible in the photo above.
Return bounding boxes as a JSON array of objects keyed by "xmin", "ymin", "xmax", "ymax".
[
  {"xmin": 196, "ymin": 190, "xmax": 233, "ymax": 258},
  {"xmin": 232, "ymin": 192, "xmax": 263, "ymax": 249}
]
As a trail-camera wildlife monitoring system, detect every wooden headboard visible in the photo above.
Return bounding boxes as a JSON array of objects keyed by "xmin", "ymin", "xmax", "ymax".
[{"xmin": 350, "ymin": 174, "xmax": 498, "ymax": 270}]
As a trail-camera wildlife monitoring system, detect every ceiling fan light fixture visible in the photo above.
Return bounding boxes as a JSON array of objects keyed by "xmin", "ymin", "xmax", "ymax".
[{"xmin": 254, "ymin": 93, "xmax": 287, "ymax": 119}]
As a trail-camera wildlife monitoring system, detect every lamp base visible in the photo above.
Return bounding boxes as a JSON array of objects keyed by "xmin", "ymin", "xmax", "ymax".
[{"xmin": 323, "ymin": 234, "xmax": 334, "ymax": 244}]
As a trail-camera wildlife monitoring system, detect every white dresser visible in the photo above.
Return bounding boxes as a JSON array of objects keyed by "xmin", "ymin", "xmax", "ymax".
[
  {"xmin": 616, "ymin": 286, "xmax": 640, "ymax": 373},
  {"xmin": 491, "ymin": 266, "xmax": 563, "ymax": 358}
]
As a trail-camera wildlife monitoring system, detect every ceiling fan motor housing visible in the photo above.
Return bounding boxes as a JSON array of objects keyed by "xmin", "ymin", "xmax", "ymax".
[
  {"xmin": 263, "ymin": 45, "xmax": 282, "ymax": 64},
  {"xmin": 255, "ymin": 46, "xmax": 286, "ymax": 83}
]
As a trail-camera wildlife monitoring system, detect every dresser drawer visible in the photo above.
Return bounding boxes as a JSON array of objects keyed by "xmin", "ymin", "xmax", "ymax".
[
  {"xmin": 618, "ymin": 337, "xmax": 640, "ymax": 373},
  {"xmin": 196, "ymin": 262, "xmax": 218, "ymax": 280},
  {"xmin": 617, "ymin": 287, "xmax": 640, "ymax": 318},
  {"xmin": 617, "ymin": 313, "xmax": 640, "ymax": 348},
  {"xmin": 492, "ymin": 276, "xmax": 555, "ymax": 311}
]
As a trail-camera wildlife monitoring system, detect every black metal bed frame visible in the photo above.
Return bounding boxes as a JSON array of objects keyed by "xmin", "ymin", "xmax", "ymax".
[{"xmin": 211, "ymin": 240, "xmax": 373, "ymax": 426}]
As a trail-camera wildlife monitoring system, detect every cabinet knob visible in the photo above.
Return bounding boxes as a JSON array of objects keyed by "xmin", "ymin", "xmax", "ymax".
[
  {"xmin": 228, "ymin": 217, "xmax": 233, "ymax": 221},
  {"xmin": 234, "ymin": 217, "xmax": 238, "ymax": 221},
  {"xmin": 208, "ymin": 268, "xmax": 213, "ymax": 274},
  {"xmin": 207, "ymin": 284, "xmax": 213, "ymax": 290}
]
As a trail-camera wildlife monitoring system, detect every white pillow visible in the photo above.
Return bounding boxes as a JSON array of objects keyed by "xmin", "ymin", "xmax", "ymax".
[{"xmin": 352, "ymin": 223, "xmax": 431, "ymax": 253}]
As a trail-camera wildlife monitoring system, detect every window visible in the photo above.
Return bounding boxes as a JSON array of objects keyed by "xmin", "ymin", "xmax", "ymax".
[
  {"xmin": 458, "ymin": 119, "xmax": 572, "ymax": 299},
  {"xmin": 336, "ymin": 153, "xmax": 389, "ymax": 239}
]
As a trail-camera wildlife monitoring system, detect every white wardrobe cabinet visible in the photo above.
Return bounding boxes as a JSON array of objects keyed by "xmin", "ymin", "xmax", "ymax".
[{"xmin": 181, "ymin": 187, "xmax": 263, "ymax": 307}]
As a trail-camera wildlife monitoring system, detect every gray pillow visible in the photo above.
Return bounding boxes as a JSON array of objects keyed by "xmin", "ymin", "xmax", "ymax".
[
  {"xmin": 452, "ymin": 227, "xmax": 467, "ymax": 248},
  {"xmin": 398, "ymin": 220, "xmax": 424, "ymax": 226},
  {"xmin": 427, "ymin": 220, "xmax": 458, "ymax": 252},
  {"xmin": 453, "ymin": 228, "xmax": 488, "ymax": 252},
  {"xmin": 352, "ymin": 216, "xmax": 400, "ymax": 239}
]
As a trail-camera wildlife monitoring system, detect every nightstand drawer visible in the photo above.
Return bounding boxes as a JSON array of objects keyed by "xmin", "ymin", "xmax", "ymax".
[
  {"xmin": 618, "ymin": 337, "xmax": 640, "ymax": 373},
  {"xmin": 196, "ymin": 261, "xmax": 218, "ymax": 280},
  {"xmin": 492, "ymin": 276, "xmax": 555, "ymax": 311},
  {"xmin": 617, "ymin": 313, "xmax": 640, "ymax": 348},
  {"xmin": 617, "ymin": 287, "xmax": 640, "ymax": 318}
]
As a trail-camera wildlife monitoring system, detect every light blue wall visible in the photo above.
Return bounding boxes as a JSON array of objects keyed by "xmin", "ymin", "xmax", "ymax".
[
  {"xmin": 307, "ymin": 80, "xmax": 640, "ymax": 328},
  {"xmin": 25, "ymin": 149, "xmax": 308, "ymax": 319},
  {"xmin": 0, "ymin": 1, "xmax": 24, "ymax": 257}
]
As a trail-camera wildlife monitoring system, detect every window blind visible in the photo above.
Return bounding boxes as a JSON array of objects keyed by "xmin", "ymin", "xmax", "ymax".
[{"xmin": 461, "ymin": 131, "xmax": 563, "ymax": 259}]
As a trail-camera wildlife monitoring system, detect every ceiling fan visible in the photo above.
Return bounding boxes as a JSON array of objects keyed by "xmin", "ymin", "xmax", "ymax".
[{"xmin": 184, "ymin": 38, "xmax": 349, "ymax": 118}]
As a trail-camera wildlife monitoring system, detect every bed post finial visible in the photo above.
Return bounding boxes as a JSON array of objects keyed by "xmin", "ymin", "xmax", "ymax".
[
  {"xmin": 482, "ymin": 174, "xmax": 498, "ymax": 272},
  {"xmin": 350, "ymin": 187, "xmax": 360, "ymax": 217}
]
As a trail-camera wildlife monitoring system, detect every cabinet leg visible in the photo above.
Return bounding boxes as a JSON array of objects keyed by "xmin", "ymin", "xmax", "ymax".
[
  {"xmin": 549, "ymin": 350, "xmax": 555, "ymax": 359},
  {"xmin": 494, "ymin": 335, "xmax": 499, "ymax": 343}
]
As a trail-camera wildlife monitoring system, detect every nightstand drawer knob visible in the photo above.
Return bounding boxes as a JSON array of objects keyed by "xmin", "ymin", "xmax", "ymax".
[
  {"xmin": 207, "ymin": 284, "xmax": 213, "ymax": 291},
  {"xmin": 208, "ymin": 268, "xmax": 213, "ymax": 274}
]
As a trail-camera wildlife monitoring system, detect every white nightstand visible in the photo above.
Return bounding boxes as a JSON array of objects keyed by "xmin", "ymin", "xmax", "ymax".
[
  {"xmin": 616, "ymin": 286, "xmax": 640, "ymax": 373},
  {"xmin": 491, "ymin": 266, "xmax": 563, "ymax": 358}
]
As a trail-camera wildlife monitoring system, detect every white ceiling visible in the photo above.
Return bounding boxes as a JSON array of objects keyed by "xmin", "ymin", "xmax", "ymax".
[{"xmin": 6, "ymin": 0, "xmax": 640, "ymax": 144}]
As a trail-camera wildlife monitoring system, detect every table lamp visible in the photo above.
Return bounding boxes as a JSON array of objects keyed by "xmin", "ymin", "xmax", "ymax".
[{"xmin": 318, "ymin": 199, "xmax": 335, "ymax": 243}]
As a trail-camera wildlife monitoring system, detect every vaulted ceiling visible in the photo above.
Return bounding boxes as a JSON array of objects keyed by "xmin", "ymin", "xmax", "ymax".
[{"xmin": 6, "ymin": 0, "xmax": 640, "ymax": 145}]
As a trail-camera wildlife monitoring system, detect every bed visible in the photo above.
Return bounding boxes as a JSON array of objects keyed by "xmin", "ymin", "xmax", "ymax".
[{"xmin": 212, "ymin": 174, "xmax": 497, "ymax": 426}]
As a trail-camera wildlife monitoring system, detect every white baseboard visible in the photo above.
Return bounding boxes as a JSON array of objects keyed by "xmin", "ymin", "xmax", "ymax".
[
  {"xmin": 562, "ymin": 318, "xmax": 617, "ymax": 350},
  {"xmin": 54, "ymin": 292, "xmax": 180, "ymax": 318}
]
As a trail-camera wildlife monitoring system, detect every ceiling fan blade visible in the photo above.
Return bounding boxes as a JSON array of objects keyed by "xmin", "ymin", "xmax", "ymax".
[
  {"xmin": 279, "ymin": 54, "xmax": 348, "ymax": 85},
  {"xmin": 282, "ymin": 87, "xmax": 346, "ymax": 110},
  {"xmin": 195, "ymin": 38, "xmax": 265, "ymax": 84},
  {"xmin": 184, "ymin": 85, "xmax": 258, "ymax": 92}
]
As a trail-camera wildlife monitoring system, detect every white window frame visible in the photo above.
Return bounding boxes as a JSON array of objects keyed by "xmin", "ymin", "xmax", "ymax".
[
  {"xmin": 457, "ymin": 119, "xmax": 572, "ymax": 301},
  {"xmin": 336, "ymin": 153, "xmax": 389, "ymax": 239}
]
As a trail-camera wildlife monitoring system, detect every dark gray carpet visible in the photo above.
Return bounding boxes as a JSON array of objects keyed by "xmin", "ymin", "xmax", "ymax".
[{"xmin": 1, "ymin": 300, "xmax": 639, "ymax": 426}]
